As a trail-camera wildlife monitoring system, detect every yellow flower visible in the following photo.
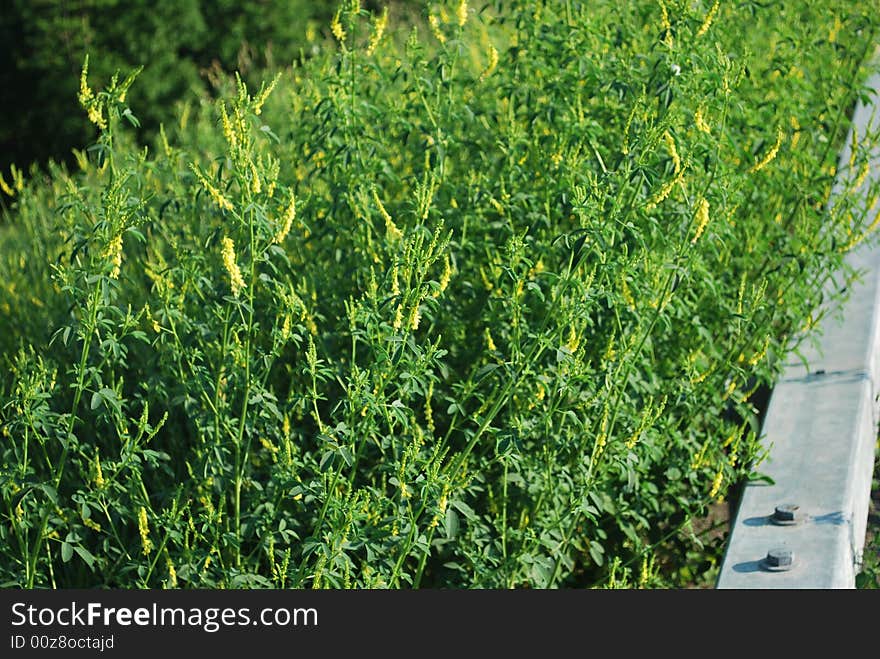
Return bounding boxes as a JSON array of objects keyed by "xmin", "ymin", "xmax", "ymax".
[
  {"xmin": 166, "ymin": 557, "xmax": 178, "ymax": 588},
  {"xmin": 221, "ymin": 236, "xmax": 247, "ymax": 297},
  {"xmin": 691, "ymin": 197, "xmax": 710, "ymax": 244},
  {"xmin": 274, "ymin": 191, "xmax": 296, "ymax": 244},
  {"xmin": 138, "ymin": 507, "xmax": 153, "ymax": 556},
  {"xmin": 621, "ymin": 273, "xmax": 635, "ymax": 310},
  {"xmin": 456, "ymin": 0, "xmax": 468, "ymax": 27},
  {"xmin": 750, "ymin": 128, "xmax": 784, "ymax": 173},
  {"xmin": 646, "ymin": 168, "xmax": 684, "ymax": 211},
  {"xmin": 373, "ymin": 188, "xmax": 403, "ymax": 241},
  {"xmin": 708, "ymin": 466, "xmax": 724, "ymax": 500},
  {"xmin": 485, "ymin": 328, "xmax": 497, "ymax": 352},
  {"xmin": 828, "ymin": 15, "xmax": 842, "ymax": 44},
  {"xmin": 78, "ymin": 56, "xmax": 93, "ymax": 107},
  {"xmin": 480, "ymin": 45, "xmax": 499, "ymax": 82},
  {"xmin": 855, "ymin": 162, "xmax": 870, "ymax": 190},
  {"xmin": 331, "ymin": 10, "xmax": 346, "ymax": 44},
  {"xmin": 695, "ymin": 108, "xmax": 710, "ymax": 134},
  {"xmin": 429, "ymin": 14, "xmax": 446, "ymax": 43},
  {"xmin": 78, "ymin": 55, "xmax": 107, "ymax": 130},
  {"xmin": 663, "ymin": 131, "xmax": 681, "ymax": 174},
  {"xmin": 408, "ymin": 300, "xmax": 421, "ymax": 330},
  {"xmin": 696, "ymin": 1, "xmax": 719, "ymax": 38},
  {"xmin": 252, "ymin": 74, "xmax": 279, "ymax": 116},
  {"xmin": 390, "ymin": 265, "xmax": 401, "ymax": 297},
  {"xmin": 748, "ymin": 336, "xmax": 770, "ymax": 366},
  {"xmin": 435, "ymin": 255, "xmax": 452, "ymax": 297},
  {"xmin": 250, "ymin": 161, "xmax": 261, "ymax": 195},
  {"xmin": 0, "ymin": 172, "xmax": 14, "ymax": 197},
  {"xmin": 103, "ymin": 234, "xmax": 123, "ymax": 279},
  {"xmin": 191, "ymin": 165, "xmax": 234, "ymax": 212},
  {"xmin": 94, "ymin": 450, "xmax": 105, "ymax": 488},
  {"xmin": 366, "ymin": 8, "xmax": 388, "ymax": 56},
  {"xmin": 219, "ymin": 102, "xmax": 237, "ymax": 150},
  {"xmin": 659, "ymin": 0, "xmax": 673, "ymax": 48}
]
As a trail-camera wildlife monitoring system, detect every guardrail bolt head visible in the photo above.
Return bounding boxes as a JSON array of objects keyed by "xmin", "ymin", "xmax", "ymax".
[
  {"xmin": 771, "ymin": 503, "xmax": 801, "ymax": 525},
  {"xmin": 763, "ymin": 548, "xmax": 794, "ymax": 572}
]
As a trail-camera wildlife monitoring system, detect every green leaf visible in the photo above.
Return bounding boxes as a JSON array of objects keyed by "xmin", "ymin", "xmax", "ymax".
[
  {"xmin": 445, "ymin": 508, "xmax": 459, "ymax": 540},
  {"xmin": 338, "ymin": 446, "xmax": 353, "ymax": 467},
  {"xmin": 588, "ymin": 541, "xmax": 605, "ymax": 566},
  {"xmin": 748, "ymin": 472, "xmax": 775, "ymax": 486},
  {"xmin": 74, "ymin": 546, "xmax": 96, "ymax": 569},
  {"xmin": 61, "ymin": 542, "xmax": 73, "ymax": 563}
]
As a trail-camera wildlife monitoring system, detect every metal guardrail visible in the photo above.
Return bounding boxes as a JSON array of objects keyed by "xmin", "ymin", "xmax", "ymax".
[{"xmin": 716, "ymin": 65, "xmax": 880, "ymax": 588}]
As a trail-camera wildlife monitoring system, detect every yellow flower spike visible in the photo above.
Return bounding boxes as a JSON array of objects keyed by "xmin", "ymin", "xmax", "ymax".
[
  {"xmin": 274, "ymin": 191, "xmax": 296, "ymax": 245},
  {"xmin": 722, "ymin": 379, "xmax": 737, "ymax": 401},
  {"xmin": 429, "ymin": 13, "xmax": 446, "ymax": 43},
  {"xmin": 372, "ymin": 188, "xmax": 403, "ymax": 241},
  {"xmin": 750, "ymin": 128, "xmax": 784, "ymax": 173},
  {"xmin": 190, "ymin": 165, "xmax": 234, "ymax": 212},
  {"xmin": 603, "ymin": 333, "xmax": 616, "ymax": 361},
  {"xmin": 696, "ymin": 1, "xmax": 720, "ymax": 38},
  {"xmin": 855, "ymin": 161, "xmax": 870, "ymax": 190},
  {"xmin": 252, "ymin": 74, "xmax": 279, "ymax": 116},
  {"xmin": 695, "ymin": 107, "xmax": 711, "ymax": 134},
  {"xmin": 663, "ymin": 131, "xmax": 681, "ymax": 174},
  {"xmin": 221, "ymin": 236, "xmax": 247, "ymax": 297},
  {"xmin": 435, "ymin": 255, "xmax": 452, "ymax": 297},
  {"xmin": 535, "ymin": 383, "xmax": 545, "ymax": 402},
  {"xmin": 485, "ymin": 328, "xmax": 497, "ymax": 352},
  {"xmin": 138, "ymin": 507, "xmax": 153, "ymax": 556},
  {"xmin": 646, "ymin": 168, "xmax": 684, "ymax": 211},
  {"xmin": 690, "ymin": 441, "xmax": 709, "ymax": 471},
  {"xmin": 456, "ymin": 0, "xmax": 468, "ymax": 27},
  {"xmin": 0, "ymin": 172, "xmax": 14, "ymax": 197},
  {"xmin": 94, "ymin": 450, "xmax": 105, "ymax": 488},
  {"xmin": 828, "ymin": 15, "xmax": 842, "ymax": 44},
  {"xmin": 566, "ymin": 325, "xmax": 580, "ymax": 353},
  {"xmin": 621, "ymin": 273, "xmax": 635, "ymax": 310},
  {"xmin": 691, "ymin": 197, "xmax": 710, "ymax": 244},
  {"xmin": 708, "ymin": 466, "xmax": 724, "ymax": 501},
  {"xmin": 408, "ymin": 300, "xmax": 421, "ymax": 330},
  {"xmin": 331, "ymin": 9, "xmax": 346, "ymax": 44},
  {"xmin": 102, "ymin": 234, "xmax": 123, "ymax": 279},
  {"xmin": 219, "ymin": 102, "xmax": 237, "ymax": 151},
  {"xmin": 659, "ymin": 0, "xmax": 673, "ymax": 48},
  {"xmin": 748, "ymin": 336, "xmax": 771, "ymax": 366},
  {"xmin": 78, "ymin": 55, "xmax": 94, "ymax": 107},
  {"xmin": 480, "ymin": 45, "xmax": 499, "ymax": 82},
  {"xmin": 166, "ymin": 557, "xmax": 178, "ymax": 588},
  {"xmin": 849, "ymin": 125, "xmax": 859, "ymax": 171},
  {"xmin": 366, "ymin": 7, "xmax": 388, "ymax": 56},
  {"xmin": 390, "ymin": 265, "xmax": 400, "ymax": 297},
  {"xmin": 250, "ymin": 161, "xmax": 261, "ymax": 195}
]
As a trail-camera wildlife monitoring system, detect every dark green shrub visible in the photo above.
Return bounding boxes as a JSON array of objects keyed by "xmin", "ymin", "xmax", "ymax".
[{"xmin": 0, "ymin": 0, "xmax": 338, "ymax": 177}]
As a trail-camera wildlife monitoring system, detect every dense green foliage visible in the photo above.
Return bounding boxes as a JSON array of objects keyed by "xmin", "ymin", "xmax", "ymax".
[
  {"xmin": 0, "ymin": 0, "xmax": 341, "ymax": 175},
  {"xmin": 2, "ymin": 0, "xmax": 880, "ymax": 589}
]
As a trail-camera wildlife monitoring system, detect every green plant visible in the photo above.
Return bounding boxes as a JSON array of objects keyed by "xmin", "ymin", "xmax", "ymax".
[
  {"xmin": 2, "ymin": 0, "xmax": 879, "ymax": 589},
  {"xmin": 856, "ymin": 444, "xmax": 880, "ymax": 589}
]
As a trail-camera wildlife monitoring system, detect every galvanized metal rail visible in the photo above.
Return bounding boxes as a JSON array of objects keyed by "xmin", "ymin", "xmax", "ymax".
[{"xmin": 716, "ymin": 65, "xmax": 880, "ymax": 589}]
